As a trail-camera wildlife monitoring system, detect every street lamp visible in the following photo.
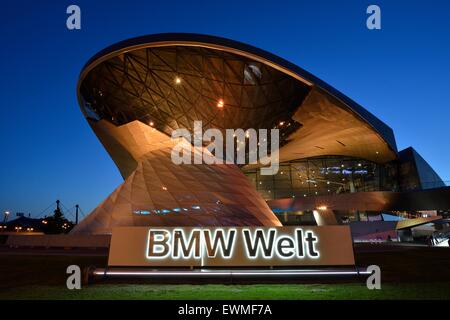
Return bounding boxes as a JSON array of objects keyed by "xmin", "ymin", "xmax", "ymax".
[{"xmin": 3, "ymin": 211, "xmax": 10, "ymax": 223}]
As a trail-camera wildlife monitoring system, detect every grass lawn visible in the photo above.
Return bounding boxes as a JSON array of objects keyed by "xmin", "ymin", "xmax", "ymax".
[{"xmin": 2, "ymin": 282, "xmax": 450, "ymax": 300}]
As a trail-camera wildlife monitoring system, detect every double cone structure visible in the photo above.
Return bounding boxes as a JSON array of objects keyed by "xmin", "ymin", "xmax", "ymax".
[
  {"xmin": 72, "ymin": 33, "xmax": 402, "ymax": 234},
  {"xmin": 73, "ymin": 120, "xmax": 280, "ymax": 234}
]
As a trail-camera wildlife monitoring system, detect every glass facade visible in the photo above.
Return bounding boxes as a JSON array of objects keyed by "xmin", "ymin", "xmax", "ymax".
[
  {"xmin": 80, "ymin": 45, "xmax": 309, "ymax": 145},
  {"xmin": 244, "ymin": 156, "xmax": 398, "ymax": 200},
  {"xmin": 398, "ymin": 147, "xmax": 445, "ymax": 191}
]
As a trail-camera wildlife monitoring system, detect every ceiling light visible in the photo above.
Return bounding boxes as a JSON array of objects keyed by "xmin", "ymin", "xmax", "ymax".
[{"xmin": 217, "ymin": 99, "xmax": 224, "ymax": 108}]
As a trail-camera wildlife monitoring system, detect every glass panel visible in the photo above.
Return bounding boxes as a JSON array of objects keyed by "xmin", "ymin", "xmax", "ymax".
[{"xmin": 244, "ymin": 156, "xmax": 399, "ymax": 199}]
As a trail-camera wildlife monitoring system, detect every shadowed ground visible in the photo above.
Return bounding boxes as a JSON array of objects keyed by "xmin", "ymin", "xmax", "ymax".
[{"xmin": 0, "ymin": 244, "xmax": 449, "ymax": 300}]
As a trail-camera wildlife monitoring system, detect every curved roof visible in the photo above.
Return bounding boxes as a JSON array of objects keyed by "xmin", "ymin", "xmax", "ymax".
[{"xmin": 78, "ymin": 33, "xmax": 397, "ymax": 166}]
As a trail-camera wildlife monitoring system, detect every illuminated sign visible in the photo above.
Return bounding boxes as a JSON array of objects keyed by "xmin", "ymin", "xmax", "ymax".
[{"xmin": 108, "ymin": 226, "xmax": 355, "ymax": 267}]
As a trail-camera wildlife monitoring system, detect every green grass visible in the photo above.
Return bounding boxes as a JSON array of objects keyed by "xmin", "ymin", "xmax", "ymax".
[{"xmin": 2, "ymin": 282, "xmax": 450, "ymax": 300}]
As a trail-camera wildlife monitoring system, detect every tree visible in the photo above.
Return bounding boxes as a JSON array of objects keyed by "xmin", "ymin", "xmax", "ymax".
[{"xmin": 42, "ymin": 200, "xmax": 74, "ymax": 234}]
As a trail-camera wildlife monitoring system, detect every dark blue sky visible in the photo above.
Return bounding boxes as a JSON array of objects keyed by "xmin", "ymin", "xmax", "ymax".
[{"xmin": 1, "ymin": 0, "xmax": 449, "ymax": 218}]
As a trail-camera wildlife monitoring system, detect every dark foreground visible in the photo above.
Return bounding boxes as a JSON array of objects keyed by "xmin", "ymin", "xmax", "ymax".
[{"xmin": 0, "ymin": 244, "xmax": 449, "ymax": 300}]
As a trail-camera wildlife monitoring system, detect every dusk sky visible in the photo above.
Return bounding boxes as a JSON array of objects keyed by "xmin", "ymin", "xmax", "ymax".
[{"xmin": 1, "ymin": 0, "xmax": 449, "ymax": 219}]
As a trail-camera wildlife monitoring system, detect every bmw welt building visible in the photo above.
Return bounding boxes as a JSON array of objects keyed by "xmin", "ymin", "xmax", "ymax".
[{"xmin": 71, "ymin": 33, "xmax": 449, "ymax": 241}]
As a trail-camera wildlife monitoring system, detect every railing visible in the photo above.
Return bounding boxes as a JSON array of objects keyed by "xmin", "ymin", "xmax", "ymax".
[{"xmin": 432, "ymin": 229, "xmax": 450, "ymax": 246}]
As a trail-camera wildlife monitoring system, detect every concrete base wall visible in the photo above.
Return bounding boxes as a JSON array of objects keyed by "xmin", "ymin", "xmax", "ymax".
[{"xmin": 6, "ymin": 234, "xmax": 111, "ymax": 248}]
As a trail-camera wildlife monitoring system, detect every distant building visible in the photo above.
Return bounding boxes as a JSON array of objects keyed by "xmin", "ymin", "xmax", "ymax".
[{"xmin": 4, "ymin": 216, "xmax": 44, "ymax": 233}]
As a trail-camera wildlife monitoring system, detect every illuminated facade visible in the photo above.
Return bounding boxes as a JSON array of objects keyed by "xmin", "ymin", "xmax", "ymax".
[{"xmin": 71, "ymin": 33, "xmax": 448, "ymax": 235}]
